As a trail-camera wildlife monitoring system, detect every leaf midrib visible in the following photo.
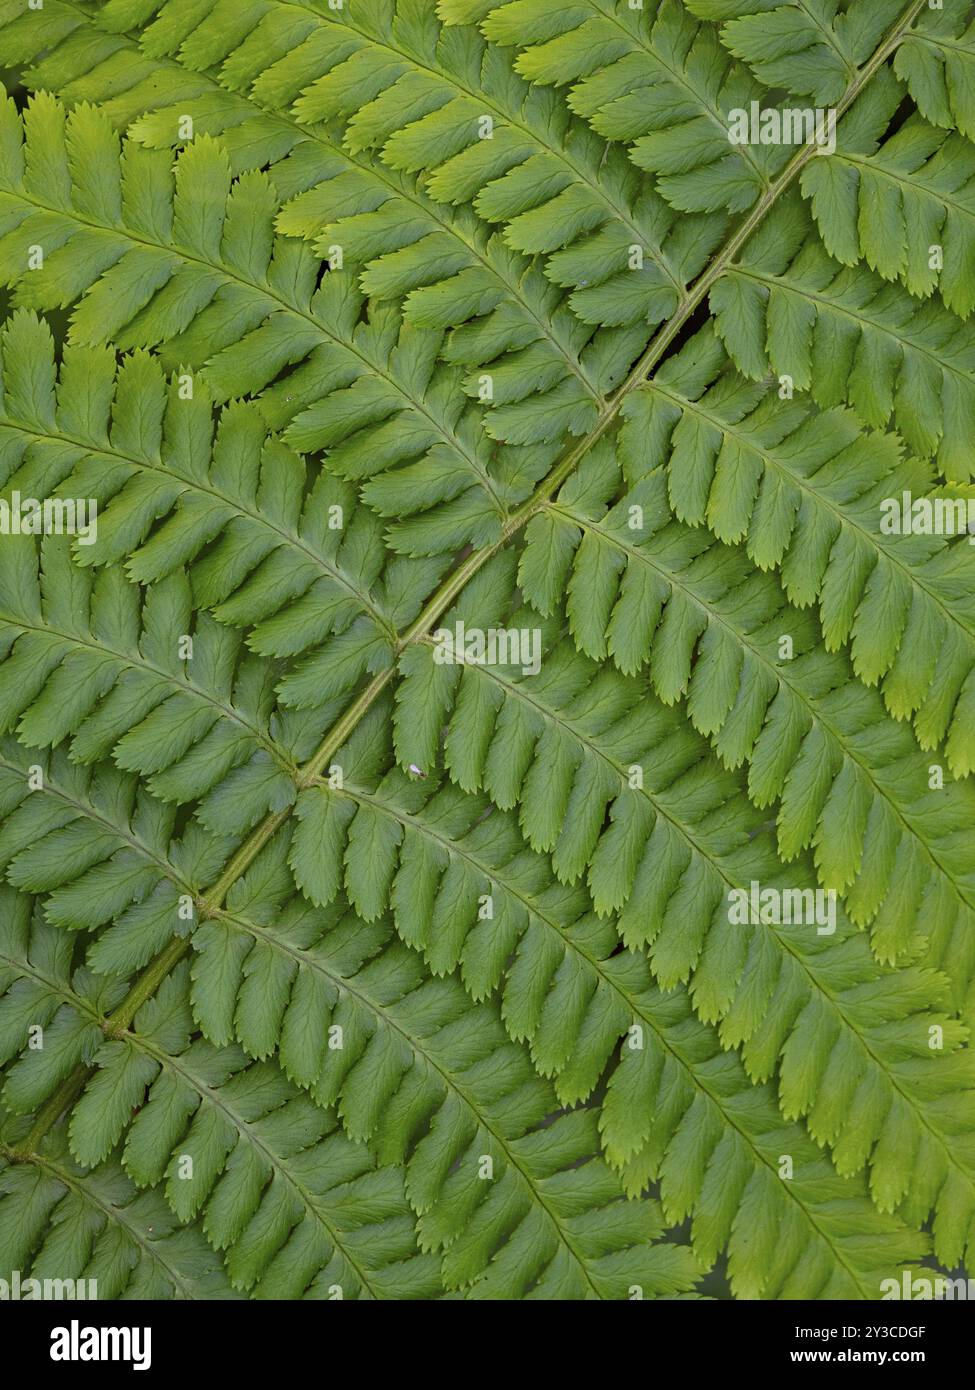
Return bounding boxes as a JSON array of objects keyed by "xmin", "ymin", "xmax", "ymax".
[
  {"xmin": 646, "ymin": 374, "xmax": 975, "ymax": 651},
  {"xmin": 581, "ymin": 0, "xmax": 772, "ymax": 186},
  {"xmin": 830, "ymin": 144, "xmax": 975, "ymax": 220},
  {"xmin": 0, "ymin": 750, "xmax": 197, "ymax": 897},
  {"xmin": 731, "ymin": 262, "xmax": 975, "ymax": 379}
]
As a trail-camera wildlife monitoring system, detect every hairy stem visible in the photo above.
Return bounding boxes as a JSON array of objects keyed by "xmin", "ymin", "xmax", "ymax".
[{"xmin": 5, "ymin": 0, "xmax": 927, "ymax": 1162}]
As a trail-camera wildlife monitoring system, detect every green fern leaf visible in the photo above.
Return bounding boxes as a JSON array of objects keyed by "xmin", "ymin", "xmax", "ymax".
[
  {"xmin": 0, "ymin": 1130, "xmax": 239, "ymax": 1299},
  {"xmin": 709, "ymin": 0, "xmax": 910, "ymax": 104},
  {"xmin": 893, "ymin": 3, "xmax": 975, "ymax": 140},
  {"xmin": 618, "ymin": 324, "xmax": 975, "ymax": 776},
  {"xmin": 802, "ymin": 74, "xmax": 975, "ymax": 318},
  {"xmin": 445, "ymin": 0, "xmax": 782, "ymax": 214},
  {"xmin": 1, "ymin": 0, "xmax": 973, "ymax": 1306},
  {"xmin": 709, "ymin": 194, "xmax": 975, "ymax": 479}
]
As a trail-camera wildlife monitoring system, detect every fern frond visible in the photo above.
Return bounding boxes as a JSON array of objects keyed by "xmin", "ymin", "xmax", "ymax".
[
  {"xmin": 74, "ymin": 0, "xmax": 729, "ymax": 335},
  {"xmin": 0, "ymin": 533, "xmax": 306, "ymax": 825},
  {"xmin": 697, "ymin": 0, "xmax": 913, "ymax": 104},
  {"xmin": 88, "ymin": 0, "xmax": 715, "ymax": 321},
  {"xmin": 195, "ymin": 890, "xmax": 701, "ymax": 1297},
  {"xmin": 599, "ymin": 985, "xmax": 936, "ymax": 1295},
  {"xmin": 0, "ymin": 1125, "xmax": 239, "ymax": 1299},
  {"xmin": 516, "ymin": 440, "xmax": 975, "ymax": 986},
  {"xmin": 893, "ymin": 2, "xmax": 975, "ymax": 139},
  {"xmin": 802, "ymin": 72, "xmax": 975, "ymax": 318},
  {"xmin": 0, "ymin": 890, "xmax": 702, "ymax": 1299},
  {"xmin": 279, "ymin": 602, "xmax": 975, "ymax": 1254},
  {"xmin": 91, "ymin": 1064, "xmax": 444, "ymax": 1298},
  {"xmin": 0, "ymin": 309, "xmax": 453, "ymax": 720},
  {"xmin": 709, "ymin": 194, "xmax": 975, "ymax": 479},
  {"xmin": 0, "ymin": 902, "xmax": 447, "ymax": 1298},
  {"xmin": 182, "ymin": 873, "xmax": 966, "ymax": 1291},
  {"xmin": 279, "ymin": 201, "xmax": 643, "ymax": 450},
  {"xmin": 0, "ymin": 740, "xmax": 237, "ymax": 957},
  {"xmin": 0, "ymin": 0, "xmax": 972, "ymax": 1305},
  {"xmin": 196, "ymin": 852, "xmax": 944, "ymax": 1296},
  {"xmin": 0, "ymin": 13, "xmax": 666, "ymax": 457},
  {"xmin": 618, "ymin": 324, "xmax": 975, "ymax": 777},
  {"xmin": 2, "ymin": 849, "xmax": 941, "ymax": 1294},
  {"xmin": 440, "ymin": 0, "xmax": 782, "ymax": 214},
  {"xmin": 0, "ymin": 92, "xmax": 550, "ymax": 553}
]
